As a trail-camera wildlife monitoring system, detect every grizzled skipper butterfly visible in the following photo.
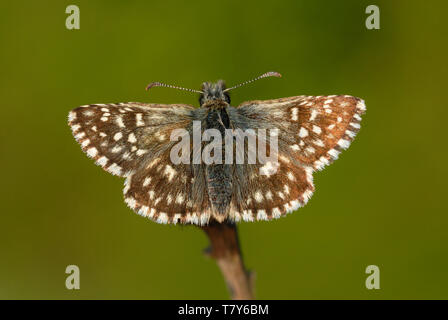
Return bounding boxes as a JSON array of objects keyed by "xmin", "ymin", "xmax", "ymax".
[{"xmin": 68, "ymin": 72, "xmax": 365, "ymax": 225}]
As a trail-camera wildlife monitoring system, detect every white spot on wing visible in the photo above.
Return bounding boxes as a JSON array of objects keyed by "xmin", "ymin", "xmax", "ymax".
[
  {"xmin": 164, "ymin": 165, "xmax": 176, "ymax": 182},
  {"xmin": 259, "ymin": 161, "xmax": 279, "ymax": 176},
  {"xmin": 254, "ymin": 191, "xmax": 263, "ymax": 203},
  {"xmin": 143, "ymin": 177, "xmax": 152, "ymax": 187},
  {"xmin": 175, "ymin": 193, "xmax": 184, "ymax": 204},
  {"xmin": 87, "ymin": 147, "xmax": 98, "ymax": 158},
  {"xmin": 287, "ymin": 172, "xmax": 295, "ymax": 181},
  {"xmin": 83, "ymin": 110, "xmax": 94, "ymax": 117},
  {"xmin": 313, "ymin": 139, "xmax": 325, "ymax": 147},
  {"xmin": 113, "ymin": 132, "xmax": 123, "ymax": 141},
  {"xmin": 291, "ymin": 108, "xmax": 298, "ymax": 121},
  {"xmin": 302, "ymin": 190, "xmax": 313, "ymax": 204},
  {"xmin": 306, "ymin": 146, "xmax": 315, "ymax": 154},
  {"xmin": 242, "ymin": 210, "xmax": 254, "ymax": 222},
  {"xmin": 356, "ymin": 99, "xmax": 366, "ymax": 111},
  {"xmin": 328, "ymin": 149, "xmax": 340, "ymax": 159},
  {"xmin": 81, "ymin": 139, "xmax": 90, "ymax": 147},
  {"xmin": 125, "ymin": 197, "xmax": 137, "ymax": 209},
  {"xmin": 257, "ymin": 210, "xmax": 268, "ymax": 220},
  {"xmin": 136, "ymin": 149, "xmax": 148, "ymax": 156},
  {"xmin": 116, "ymin": 116, "xmax": 125, "ymax": 128},
  {"xmin": 128, "ymin": 133, "xmax": 137, "ymax": 143},
  {"xmin": 68, "ymin": 111, "xmax": 76, "ymax": 122},
  {"xmin": 138, "ymin": 206, "xmax": 149, "ymax": 217},
  {"xmin": 345, "ymin": 130, "xmax": 356, "ymax": 138},
  {"xmin": 97, "ymin": 156, "xmax": 108, "ymax": 166},
  {"xmin": 272, "ymin": 207, "xmax": 281, "ymax": 218},
  {"xmin": 157, "ymin": 212, "xmax": 168, "ymax": 224},
  {"xmin": 166, "ymin": 194, "xmax": 172, "ymax": 205},
  {"xmin": 136, "ymin": 113, "xmax": 145, "ymax": 127},
  {"xmin": 310, "ymin": 109, "xmax": 318, "ymax": 121},
  {"xmin": 337, "ymin": 139, "xmax": 350, "ymax": 149},
  {"xmin": 108, "ymin": 163, "xmax": 122, "ymax": 175},
  {"xmin": 111, "ymin": 145, "xmax": 122, "ymax": 153},
  {"xmin": 299, "ymin": 127, "xmax": 309, "ymax": 138},
  {"xmin": 75, "ymin": 132, "xmax": 86, "ymax": 140}
]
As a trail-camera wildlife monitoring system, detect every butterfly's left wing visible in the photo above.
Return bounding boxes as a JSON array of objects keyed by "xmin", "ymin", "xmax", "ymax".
[
  {"xmin": 226, "ymin": 95, "xmax": 365, "ymax": 221},
  {"xmin": 69, "ymin": 102, "xmax": 211, "ymax": 225}
]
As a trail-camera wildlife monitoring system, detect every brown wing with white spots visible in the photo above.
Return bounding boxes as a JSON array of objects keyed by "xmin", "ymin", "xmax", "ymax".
[
  {"xmin": 69, "ymin": 103, "xmax": 211, "ymax": 225},
  {"xmin": 227, "ymin": 160, "xmax": 314, "ymax": 222},
  {"xmin": 123, "ymin": 157, "xmax": 211, "ymax": 225},
  {"xmin": 68, "ymin": 102, "xmax": 194, "ymax": 177},
  {"xmin": 237, "ymin": 95, "xmax": 366, "ymax": 171},
  {"xmin": 230, "ymin": 95, "xmax": 365, "ymax": 221}
]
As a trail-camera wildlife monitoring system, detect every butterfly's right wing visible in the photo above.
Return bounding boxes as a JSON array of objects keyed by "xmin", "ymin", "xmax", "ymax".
[{"xmin": 226, "ymin": 95, "xmax": 365, "ymax": 221}]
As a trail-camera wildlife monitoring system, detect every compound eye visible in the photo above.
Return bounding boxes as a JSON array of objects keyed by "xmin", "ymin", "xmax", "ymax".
[
  {"xmin": 199, "ymin": 94, "xmax": 205, "ymax": 106},
  {"xmin": 224, "ymin": 92, "xmax": 231, "ymax": 104}
]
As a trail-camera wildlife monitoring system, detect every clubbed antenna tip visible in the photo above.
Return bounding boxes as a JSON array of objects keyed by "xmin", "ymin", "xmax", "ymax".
[
  {"xmin": 265, "ymin": 71, "xmax": 282, "ymax": 78},
  {"xmin": 223, "ymin": 71, "xmax": 282, "ymax": 92}
]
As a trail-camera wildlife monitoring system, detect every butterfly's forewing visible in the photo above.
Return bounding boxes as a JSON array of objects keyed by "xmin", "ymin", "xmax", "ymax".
[
  {"xmin": 230, "ymin": 95, "xmax": 365, "ymax": 221},
  {"xmin": 68, "ymin": 103, "xmax": 194, "ymax": 177},
  {"xmin": 237, "ymin": 95, "xmax": 365, "ymax": 170}
]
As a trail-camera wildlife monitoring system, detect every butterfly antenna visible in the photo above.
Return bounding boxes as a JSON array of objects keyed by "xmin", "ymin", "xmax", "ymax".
[
  {"xmin": 145, "ymin": 82, "xmax": 203, "ymax": 94},
  {"xmin": 223, "ymin": 71, "xmax": 282, "ymax": 92}
]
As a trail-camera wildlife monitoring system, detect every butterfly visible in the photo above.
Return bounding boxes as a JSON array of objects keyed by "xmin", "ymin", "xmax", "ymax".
[{"xmin": 68, "ymin": 72, "xmax": 365, "ymax": 225}]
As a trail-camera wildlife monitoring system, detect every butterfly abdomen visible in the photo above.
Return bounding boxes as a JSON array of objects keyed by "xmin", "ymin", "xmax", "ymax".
[
  {"xmin": 206, "ymin": 164, "xmax": 232, "ymax": 218},
  {"xmin": 205, "ymin": 107, "xmax": 233, "ymax": 220}
]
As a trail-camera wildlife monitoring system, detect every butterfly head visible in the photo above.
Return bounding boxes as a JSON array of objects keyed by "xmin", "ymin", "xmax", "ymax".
[
  {"xmin": 145, "ymin": 71, "xmax": 281, "ymax": 108},
  {"xmin": 199, "ymin": 80, "xmax": 231, "ymax": 107}
]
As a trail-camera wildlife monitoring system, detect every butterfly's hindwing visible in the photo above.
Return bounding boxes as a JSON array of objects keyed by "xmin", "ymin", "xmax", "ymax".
[
  {"xmin": 123, "ymin": 161, "xmax": 212, "ymax": 225},
  {"xmin": 227, "ymin": 161, "xmax": 314, "ymax": 222}
]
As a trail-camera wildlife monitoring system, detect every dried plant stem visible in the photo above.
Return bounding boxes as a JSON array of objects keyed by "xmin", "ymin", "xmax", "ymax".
[{"xmin": 200, "ymin": 222, "xmax": 254, "ymax": 300}]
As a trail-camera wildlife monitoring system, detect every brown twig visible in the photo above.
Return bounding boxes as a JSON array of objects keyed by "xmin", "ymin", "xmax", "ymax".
[{"xmin": 200, "ymin": 221, "xmax": 255, "ymax": 300}]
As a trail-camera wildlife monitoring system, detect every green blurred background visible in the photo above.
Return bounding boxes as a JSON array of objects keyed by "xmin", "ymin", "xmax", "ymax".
[{"xmin": 1, "ymin": 0, "xmax": 447, "ymax": 299}]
